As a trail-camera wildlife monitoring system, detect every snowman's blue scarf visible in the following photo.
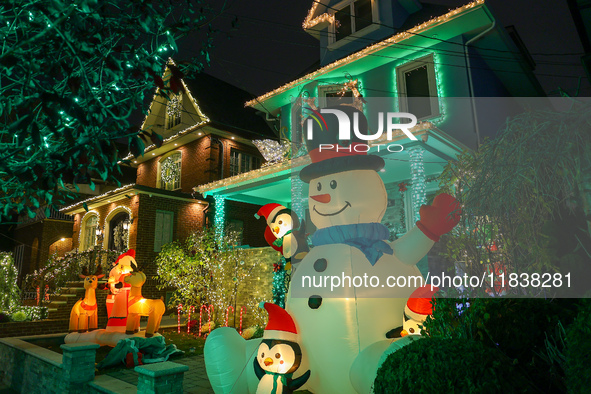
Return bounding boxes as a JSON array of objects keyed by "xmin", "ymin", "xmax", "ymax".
[
  {"xmin": 311, "ymin": 223, "xmax": 393, "ymax": 265},
  {"xmin": 265, "ymin": 371, "xmax": 292, "ymax": 393}
]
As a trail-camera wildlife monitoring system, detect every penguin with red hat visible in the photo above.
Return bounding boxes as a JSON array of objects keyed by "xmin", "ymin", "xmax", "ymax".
[
  {"xmin": 254, "ymin": 302, "xmax": 310, "ymax": 394},
  {"xmin": 255, "ymin": 203, "xmax": 308, "ymax": 267}
]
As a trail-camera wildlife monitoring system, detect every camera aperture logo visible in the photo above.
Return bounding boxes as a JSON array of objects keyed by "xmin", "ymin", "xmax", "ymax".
[{"xmin": 304, "ymin": 107, "xmax": 418, "ymax": 153}]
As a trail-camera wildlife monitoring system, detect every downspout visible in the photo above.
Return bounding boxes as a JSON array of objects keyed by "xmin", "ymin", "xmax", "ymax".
[{"xmin": 464, "ymin": 10, "xmax": 495, "ymax": 148}]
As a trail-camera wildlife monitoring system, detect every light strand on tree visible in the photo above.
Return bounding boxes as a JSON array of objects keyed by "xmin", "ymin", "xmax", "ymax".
[{"xmin": 409, "ymin": 146, "xmax": 427, "ymax": 224}]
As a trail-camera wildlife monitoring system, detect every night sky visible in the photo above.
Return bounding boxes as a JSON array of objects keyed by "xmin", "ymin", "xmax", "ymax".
[{"xmin": 177, "ymin": 0, "xmax": 590, "ymax": 98}]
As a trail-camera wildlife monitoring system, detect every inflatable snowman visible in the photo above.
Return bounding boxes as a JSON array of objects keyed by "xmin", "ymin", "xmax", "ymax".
[{"xmin": 285, "ymin": 105, "xmax": 460, "ymax": 393}]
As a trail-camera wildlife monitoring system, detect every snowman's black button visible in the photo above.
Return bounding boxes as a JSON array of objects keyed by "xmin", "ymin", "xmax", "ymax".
[
  {"xmin": 314, "ymin": 258, "xmax": 327, "ymax": 272},
  {"xmin": 308, "ymin": 295, "xmax": 322, "ymax": 309}
]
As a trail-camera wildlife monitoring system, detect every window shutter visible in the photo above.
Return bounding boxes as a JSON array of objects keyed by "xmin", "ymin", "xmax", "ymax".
[
  {"xmin": 162, "ymin": 212, "xmax": 173, "ymax": 245},
  {"xmin": 154, "ymin": 211, "xmax": 163, "ymax": 252}
]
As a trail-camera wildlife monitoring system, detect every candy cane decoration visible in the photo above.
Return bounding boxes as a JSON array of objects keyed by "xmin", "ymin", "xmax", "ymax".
[
  {"xmin": 224, "ymin": 306, "xmax": 235, "ymax": 327},
  {"xmin": 36, "ymin": 287, "xmax": 40, "ymax": 306},
  {"xmin": 186, "ymin": 305, "xmax": 195, "ymax": 334},
  {"xmin": 199, "ymin": 304, "xmax": 214, "ymax": 337},
  {"xmin": 239, "ymin": 306, "xmax": 246, "ymax": 335},
  {"xmin": 177, "ymin": 304, "xmax": 183, "ymax": 333}
]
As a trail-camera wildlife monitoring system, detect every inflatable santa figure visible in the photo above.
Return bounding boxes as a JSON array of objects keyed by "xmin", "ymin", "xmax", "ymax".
[{"xmin": 106, "ymin": 249, "xmax": 136, "ymax": 332}]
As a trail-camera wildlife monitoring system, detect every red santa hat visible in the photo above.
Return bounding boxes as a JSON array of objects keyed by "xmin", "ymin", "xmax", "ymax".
[
  {"xmin": 405, "ymin": 285, "xmax": 439, "ymax": 321},
  {"xmin": 255, "ymin": 203, "xmax": 288, "ymax": 227},
  {"xmin": 259, "ymin": 302, "xmax": 298, "ymax": 343},
  {"xmin": 114, "ymin": 249, "xmax": 137, "ymax": 267}
]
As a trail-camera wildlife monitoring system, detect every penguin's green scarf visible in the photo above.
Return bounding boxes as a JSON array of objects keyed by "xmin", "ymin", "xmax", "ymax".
[{"xmin": 265, "ymin": 371, "xmax": 293, "ymax": 394}]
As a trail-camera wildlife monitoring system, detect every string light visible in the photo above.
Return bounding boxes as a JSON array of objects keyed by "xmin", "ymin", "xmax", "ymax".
[
  {"xmin": 60, "ymin": 184, "xmax": 135, "ymax": 212},
  {"xmin": 247, "ymin": 0, "xmax": 484, "ymax": 108},
  {"xmin": 104, "ymin": 206, "xmax": 133, "ymax": 250},
  {"xmin": 213, "ymin": 195, "xmax": 226, "ymax": 245},
  {"xmin": 160, "ymin": 154, "xmax": 181, "ymax": 184},
  {"xmin": 302, "ymin": 2, "xmax": 334, "ymax": 30},
  {"xmin": 409, "ymin": 146, "xmax": 427, "ymax": 224},
  {"xmin": 253, "ymin": 139, "xmax": 291, "ymax": 163}
]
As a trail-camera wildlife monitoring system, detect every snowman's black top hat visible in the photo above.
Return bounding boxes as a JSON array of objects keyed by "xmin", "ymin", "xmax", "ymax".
[{"xmin": 299, "ymin": 105, "xmax": 385, "ymax": 183}]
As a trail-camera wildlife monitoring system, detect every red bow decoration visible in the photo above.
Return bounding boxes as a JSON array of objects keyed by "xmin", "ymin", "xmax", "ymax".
[
  {"xmin": 273, "ymin": 263, "xmax": 281, "ymax": 272},
  {"xmin": 398, "ymin": 182, "xmax": 408, "ymax": 192}
]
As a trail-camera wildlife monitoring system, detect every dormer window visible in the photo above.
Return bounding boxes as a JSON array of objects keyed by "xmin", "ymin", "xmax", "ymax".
[
  {"xmin": 331, "ymin": 0, "xmax": 375, "ymax": 43},
  {"xmin": 166, "ymin": 94, "xmax": 182, "ymax": 129}
]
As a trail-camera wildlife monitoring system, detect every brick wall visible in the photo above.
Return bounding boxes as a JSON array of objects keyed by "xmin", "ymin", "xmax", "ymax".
[
  {"xmin": 48, "ymin": 238, "xmax": 73, "ymax": 259},
  {"xmin": 135, "ymin": 134, "xmax": 264, "ymax": 193},
  {"xmin": 15, "ymin": 219, "xmax": 74, "ymax": 279},
  {"xmin": 135, "ymin": 193, "xmax": 205, "ymax": 299}
]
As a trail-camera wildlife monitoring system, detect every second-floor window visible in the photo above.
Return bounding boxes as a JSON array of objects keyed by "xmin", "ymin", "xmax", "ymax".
[
  {"xmin": 159, "ymin": 152, "xmax": 182, "ymax": 191},
  {"xmin": 230, "ymin": 150, "xmax": 261, "ymax": 176},
  {"xmin": 332, "ymin": 0, "xmax": 374, "ymax": 43},
  {"xmin": 396, "ymin": 55, "xmax": 439, "ymax": 120},
  {"xmin": 166, "ymin": 94, "xmax": 182, "ymax": 129},
  {"xmin": 318, "ymin": 84, "xmax": 355, "ymax": 108}
]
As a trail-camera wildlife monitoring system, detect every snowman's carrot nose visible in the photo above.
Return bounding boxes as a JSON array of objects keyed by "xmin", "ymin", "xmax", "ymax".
[{"xmin": 311, "ymin": 194, "xmax": 331, "ymax": 203}]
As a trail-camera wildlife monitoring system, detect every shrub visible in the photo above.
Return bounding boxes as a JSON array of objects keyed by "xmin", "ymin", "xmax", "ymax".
[
  {"xmin": 565, "ymin": 300, "xmax": 591, "ymax": 393},
  {"xmin": 11, "ymin": 311, "xmax": 27, "ymax": 322},
  {"xmin": 374, "ymin": 337, "xmax": 530, "ymax": 393}
]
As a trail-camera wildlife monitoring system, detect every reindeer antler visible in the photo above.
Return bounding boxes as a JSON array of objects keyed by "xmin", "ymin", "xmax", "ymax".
[
  {"xmin": 93, "ymin": 264, "xmax": 103, "ymax": 276},
  {"xmin": 81, "ymin": 266, "xmax": 89, "ymax": 277}
]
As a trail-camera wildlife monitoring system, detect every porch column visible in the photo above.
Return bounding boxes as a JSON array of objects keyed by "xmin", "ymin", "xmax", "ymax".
[
  {"xmin": 213, "ymin": 195, "xmax": 226, "ymax": 245},
  {"xmin": 408, "ymin": 146, "xmax": 427, "ymax": 225}
]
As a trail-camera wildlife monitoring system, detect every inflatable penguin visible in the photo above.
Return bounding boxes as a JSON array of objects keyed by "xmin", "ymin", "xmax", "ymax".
[
  {"xmin": 255, "ymin": 203, "xmax": 308, "ymax": 267},
  {"xmin": 402, "ymin": 285, "xmax": 439, "ymax": 337},
  {"xmin": 253, "ymin": 302, "xmax": 310, "ymax": 394},
  {"xmin": 285, "ymin": 105, "xmax": 461, "ymax": 393}
]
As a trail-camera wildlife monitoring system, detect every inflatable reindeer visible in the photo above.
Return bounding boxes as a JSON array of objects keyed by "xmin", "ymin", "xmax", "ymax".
[
  {"xmin": 124, "ymin": 271, "xmax": 165, "ymax": 337},
  {"xmin": 69, "ymin": 266, "xmax": 104, "ymax": 333}
]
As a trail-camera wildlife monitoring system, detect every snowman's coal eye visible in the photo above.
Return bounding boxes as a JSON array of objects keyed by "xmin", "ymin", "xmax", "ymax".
[
  {"xmin": 317, "ymin": 182, "xmax": 322, "ymax": 191},
  {"xmin": 261, "ymin": 353, "xmax": 264, "ymax": 358},
  {"xmin": 275, "ymin": 353, "xmax": 281, "ymax": 359},
  {"xmin": 330, "ymin": 180, "xmax": 337, "ymax": 189}
]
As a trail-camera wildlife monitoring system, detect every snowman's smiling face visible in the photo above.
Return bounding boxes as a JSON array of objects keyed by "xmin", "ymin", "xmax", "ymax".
[{"xmin": 309, "ymin": 170, "xmax": 387, "ymax": 229}]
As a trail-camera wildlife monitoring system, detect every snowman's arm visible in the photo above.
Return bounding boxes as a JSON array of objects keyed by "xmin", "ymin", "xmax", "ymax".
[
  {"xmin": 288, "ymin": 370, "xmax": 310, "ymax": 391},
  {"xmin": 253, "ymin": 357, "xmax": 265, "ymax": 380},
  {"xmin": 390, "ymin": 226, "xmax": 435, "ymax": 266}
]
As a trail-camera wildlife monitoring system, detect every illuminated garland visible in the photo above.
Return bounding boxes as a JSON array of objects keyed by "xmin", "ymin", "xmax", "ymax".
[
  {"xmin": 303, "ymin": 2, "xmax": 334, "ymax": 29},
  {"xmin": 213, "ymin": 195, "xmax": 226, "ymax": 245},
  {"xmin": 248, "ymin": 0, "xmax": 484, "ymax": 108},
  {"xmin": 60, "ymin": 184, "xmax": 135, "ymax": 212},
  {"xmin": 166, "ymin": 94, "xmax": 182, "ymax": 119},
  {"xmin": 253, "ymin": 139, "xmax": 291, "ymax": 163},
  {"xmin": 78, "ymin": 210, "xmax": 100, "ymax": 249},
  {"xmin": 408, "ymin": 146, "xmax": 427, "ymax": 224},
  {"xmin": 161, "ymin": 155, "xmax": 181, "ymax": 184},
  {"xmin": 398, "ymin": 182, "xmax": 408, "ymax": 233},
  {"xmin": 272, "ymin": 257, "xmax": 288, "ymax": 308}
]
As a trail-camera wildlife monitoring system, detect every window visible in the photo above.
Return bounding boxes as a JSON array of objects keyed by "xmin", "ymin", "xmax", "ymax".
[
  {"xmin": 154, "ymin": 210, "xmax": 174, "ymax": 252},
  {"xmin": 82, "ymin": 214, "xmax": 98, "ymax": 250},
  {"xmin": 166, "ymin": 94, "xmax": 182, "ymax": 129},
  {"xmin": 318, "ymin": 84, "xmax": 355, "ymax": 108},
  {"xmin": 396, "ymin": 55, "xmax": 439, "ymax": 120},
  {"xmin": 332, "ymin": 0, "xmax": 375, "ymax": 43},
  {"xmin": 230, "ymin": 150, "xmax": 261, "ymax": 176},
  {"xmin": 159, "ymin": 152, "xmax": 181, "ymax": 191}
]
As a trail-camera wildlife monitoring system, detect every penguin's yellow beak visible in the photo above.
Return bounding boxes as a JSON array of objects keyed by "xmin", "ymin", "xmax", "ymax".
[
  {"xmin": 264, "ymin": 357, "xmax": 273, "ymax": 366},
  {"xmin": 400, "ymin": 329, "xmax": 408, "ymax": 337},
  {"xmin": 273, "ymin": 226, "xmax": 280, "ymax": 234}
]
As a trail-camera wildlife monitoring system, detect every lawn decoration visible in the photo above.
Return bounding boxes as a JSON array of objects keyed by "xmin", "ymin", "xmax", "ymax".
[
  {"xmin": 69, "ymin": 266, "xmax": 104, "ymax": 333},
  {"xmin": 123, "ymin": 271, "xmax": 166, "ymax": 337},
  {"xmin": 106, "ymin": 249, "xmax": 136, "ymax": 332},
  {"xmin": 400, "ymin": 285, "xmax": 439, "ymax": 337},
  {"xmin": 253, "ymin": 302, "xmax": 310, "ymax": 394},
  {"xmin": 204, "ymin": 105, "xmax": 461, "ymax": 393}
]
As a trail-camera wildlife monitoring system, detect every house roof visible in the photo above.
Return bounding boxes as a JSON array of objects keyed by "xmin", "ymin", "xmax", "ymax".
[
  {"xmin": 182, "ymin": 73, "xmax": 277, "ymax": 140},
  {"xmin": 247, "ymin": 0, "xmax": 489, "ymax": 111}
]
